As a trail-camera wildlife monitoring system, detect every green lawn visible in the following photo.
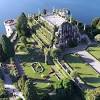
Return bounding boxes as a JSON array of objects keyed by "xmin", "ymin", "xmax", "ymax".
[
  {"xmin": 87, "ymin": 44, "xmax": 100, "ymax": 61},
  {"xmin": 16, "ymin": 40, "xmax": 59, "ymax": 92},
  {"xmin": 22, "ymin": 62, "xmax": 55, "ymax": 79},
  {"xmin": 64, "ymin": 54, "xmax": 100, "ymax": 87}
]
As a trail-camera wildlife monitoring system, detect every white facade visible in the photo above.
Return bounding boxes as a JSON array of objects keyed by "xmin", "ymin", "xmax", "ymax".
[{"xmin": 4, "ymin": 19, "xmax": 16, "ymax": 37}]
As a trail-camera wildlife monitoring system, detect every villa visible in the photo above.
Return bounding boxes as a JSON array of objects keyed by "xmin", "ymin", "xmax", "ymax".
[
  {"xmin": 4, "ymin": 9, "xmax": 81, "ymax": 47},
  {"xmin": 40, "ymin": 9, "xmax": 81, "ymax": 48}
]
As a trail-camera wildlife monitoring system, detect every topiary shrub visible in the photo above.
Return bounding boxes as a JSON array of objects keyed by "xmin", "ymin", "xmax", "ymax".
[
  {"xmin": 32, "ymin": 63, "xmax": 44, "ymax": 73},
  {"xmin": 95, "ymin": 34, "xmax": 100, "ymax": 42}
]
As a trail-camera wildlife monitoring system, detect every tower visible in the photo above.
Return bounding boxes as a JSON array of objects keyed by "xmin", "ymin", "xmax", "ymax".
[{"xmin": 4, "ymin": 19, "xmax": 16, "ymax": 37}]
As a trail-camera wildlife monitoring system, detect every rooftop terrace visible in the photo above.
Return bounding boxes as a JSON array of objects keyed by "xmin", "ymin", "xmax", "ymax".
[
  {"xmin": 4, "ymin": 19, "xmax": 16, "ymax": 26},
  {"xmin": 43, "ymin": 15, "xmax": 66, "ymax": 27}
]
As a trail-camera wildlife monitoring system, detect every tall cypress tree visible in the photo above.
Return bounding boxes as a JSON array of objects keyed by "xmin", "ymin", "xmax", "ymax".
[
  {"xmin": 0, "ymin": 35, "xmax": 15, "ymax": 59},
  {"xmin": 0, "ymin": 44, "xmax": 6, "ymax": 62},
  {"xmin": 16, "ymin": 12, "xmax": 31, "ymax": 37}
]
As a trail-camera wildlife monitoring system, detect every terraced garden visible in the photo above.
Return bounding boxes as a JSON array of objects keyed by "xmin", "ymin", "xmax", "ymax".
[
  {"xmin": 28, "ymin": 18, "xmax": 53, "ymax": 48},
  {"xmin": 64, "ymin": 54, "xmax": 100, "ymax": 87},
  {"xmin": 87, "ymin": 43, "xmax": 100, "ymax": 61}
]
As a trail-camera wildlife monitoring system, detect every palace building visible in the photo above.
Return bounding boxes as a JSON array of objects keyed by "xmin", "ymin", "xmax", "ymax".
[{"xmin": 40, "ymin": 9, "xmax": 81, "ymax": 48}]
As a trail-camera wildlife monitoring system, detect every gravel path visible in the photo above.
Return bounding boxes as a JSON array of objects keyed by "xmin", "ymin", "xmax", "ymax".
[
  {"xmin": 2, "ymin": 66, "xmax": 25, "ymax": 100},
  {"xmin": 77, "ymin": 50, "xmax": 100, "ymax": 73}
]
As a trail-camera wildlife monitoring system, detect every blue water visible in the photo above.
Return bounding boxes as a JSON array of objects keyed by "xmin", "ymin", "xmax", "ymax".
[{"xmin": 0, "ymin": 0, "xmax": 100, "ymax": 34}]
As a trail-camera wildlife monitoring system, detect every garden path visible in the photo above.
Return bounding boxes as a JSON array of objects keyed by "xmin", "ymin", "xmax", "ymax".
[
  {"xmin": 63, "ymin": 43, "xmax": 100, "ymax": 74},
  {"xmin": 1, "ymin": 65, "xmax": 25, "ymax": 100},
  {"xmin": 77, "ymin": 50, "xmax": 100, "ymax": 73}
]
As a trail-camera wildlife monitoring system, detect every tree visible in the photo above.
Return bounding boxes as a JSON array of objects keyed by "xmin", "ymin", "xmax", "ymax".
[
  {"xmin": 0, "ymin": 44, "xmax": 6, "ymax": 62},
  {"xmin": 0, "ymin": 35, "xmax": 15, "ymax": 60},
  {"xmin": 55, "ymin": 80, "xmax": 67, "ymax": 100},
  {"xmin": 16, "ymin": 12, "xmax": 31, "ymax": 37},
  {"xmin": 41, "ymin": 93, "xmax": 51, "ymax": 100},
  {"xmin": 0, "ymin": 79, "xmax": 6, "ymax": 97},
  {"xmin": 91, "ymin": 17, "xmax": 100, "ymax": 28},
  {"xmin": 85, "ymin": 88, "xmax": 100, "ymax": 100},
  {"xmin": 17, "ymin": 75, "xmax": 27, "ymax": 91},
  {"xmin": 24, "ymin": 79, "xmax": 39, "ymax": 100},
  {"xmin": 70, "ymin": 70, "xmax": 79, "ymax": 79},
  {"xmin": 51, "ymin": 48, "xmax": 61, "ymax": 59},
  {"xmin": 96, "ymin": 21, "xmax": 100, "ymax": 29},
  {"xmin": 62, "ymin": 79, "xmax": 74, "ymax": 98},
  {"xmin": 84, "ymin": 25, "xmax": 95, "ymax": 39},
  {"xmin": 78, "ymin": 22, "xmax": 84, "ymax": 32},
  {"xmin": 20, "ymin": 36, "xmax": 27, "ymax": 46}
]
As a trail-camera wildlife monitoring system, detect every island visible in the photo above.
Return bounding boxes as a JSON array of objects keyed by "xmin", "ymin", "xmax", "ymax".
[{"xmin": 0, "ymin": 8, "xmax": 100, "ymax": 100}]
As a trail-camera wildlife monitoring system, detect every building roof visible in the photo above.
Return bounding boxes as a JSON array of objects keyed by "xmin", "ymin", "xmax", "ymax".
[
  {"xmin": 4, "ymin": 19, "xmax": 16, "ymax": 26},
  {"xmin": 43, "ymin": 15, "xmax": 66, "ymax": 27}
]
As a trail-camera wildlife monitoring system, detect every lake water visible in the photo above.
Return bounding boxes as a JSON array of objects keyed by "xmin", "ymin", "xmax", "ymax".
[{"xmin": 0, "ymin": 0, "xmax": 100, "ymax": 34}]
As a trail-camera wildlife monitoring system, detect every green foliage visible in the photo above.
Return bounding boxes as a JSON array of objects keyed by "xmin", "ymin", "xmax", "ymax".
[
  {"xmin": 91, "ymin": 17, "xmax": 100, "ymax": 28},
  {"xmin": 0, "ymin": 79, "xmax": 7, "ymax": 98},
  {"xmin": 51, "ymin": 48, "xmax": 61, "ymax": 59},
  {"xmin": 84, "ymin": 25, "xmax": 97, "ymax": 39},
  {"xmin": 17, "ymin": 75, "xmax": 27, "ymax": 91},
  {"xmin": 0, "ymin": 44, "xmax": 6, "ymax": 62},
  {"xmin": 17, "ymin": 98, "xmax": 23, "ymax": 100},
  {"xmin": 78, "ymin": 22, "xmax": 84, "ymax": 32},
  {"xmin": 24, "ymin": 79, "xmax": 39, "ymax": 100},
  {"xmin": 20, "ymin": 36, "xmax": 27, "ymax": 46},
  {"xmin": 85, "ymin": 88, "xmax": 100, "ymax": 100},
  {"xmin": 95, "ymin": 34, "xmax": 100, "ymax": 42},
  {"xmin": 0, "ymin": 79, "xmax": 5, "ymax": 96},
  {"xmin": 54, "ymin": 79, "xmax": 73, "ymax": 100},
  {"xmin": 41, "ymin": 93, "xmax": 51, "ymax": 100},
  {"xmin": 53, "ymin": 79, "xmax": 84, "ymax": 100},
  {"xmin": 0, "ymin": 35, "xmax": 15, "ymax": 60},
  {"xmin": 84, "ymin": 18, "xmax": 100, "ymax": 40},
  {"xmin": 71, "ymin": 19, "xmax": 78, "ymax": 25},
  {"xmin": 0, "ymin": 68, "xmax": 3, "ymax": 80},
  {"xmin": 70, "ymin": 70, "xmax": 79, "ymax": 79},
  {"xmin": 16, "ymin": 12, "xmax": 31, "ymax": 37},
  {"xmin": 67, "ymin": 38, "xmax": 78, "ymax": 47}
]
